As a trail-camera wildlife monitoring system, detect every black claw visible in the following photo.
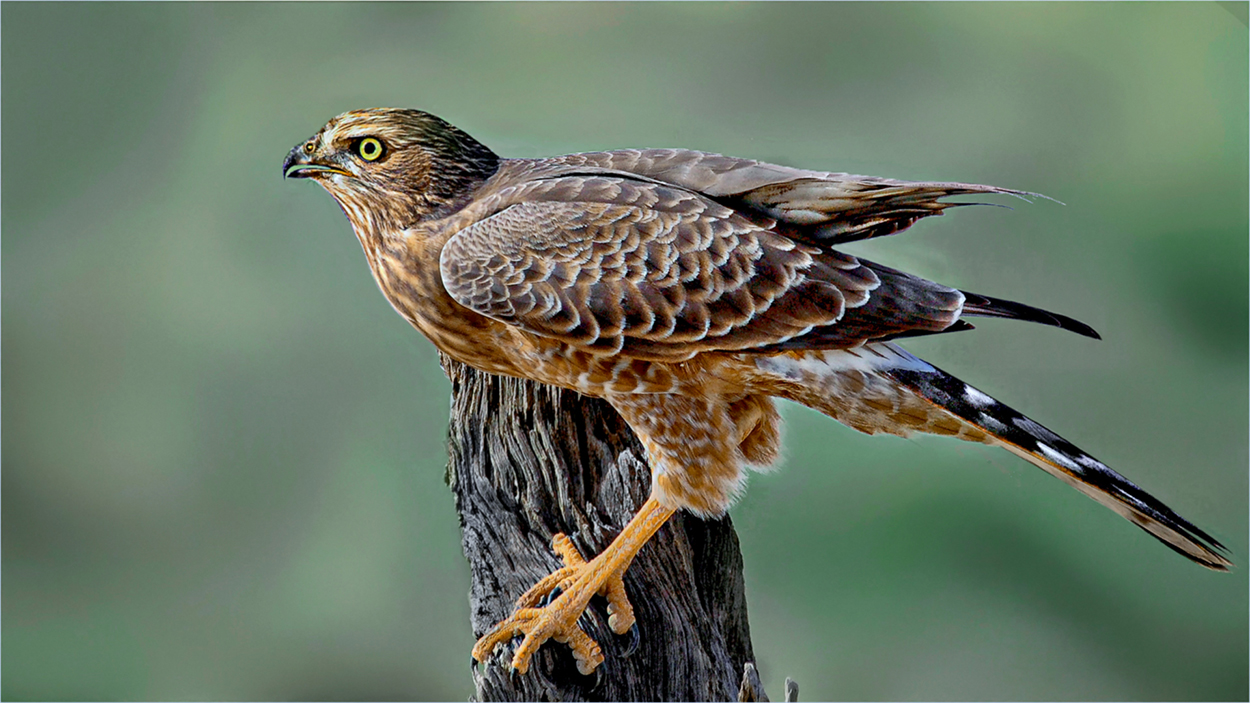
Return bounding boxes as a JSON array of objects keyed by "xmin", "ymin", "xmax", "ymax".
[
  {"xmin": 539, "ymin": 586, "xmax": 563, "ymax": 608},
  {"xmin": 620, "ymin": 623, "xmax": 640, "ymax": 658},
  {"xmin": 508, "ymin": 666, "xmax": 521, "ymax": 686},
  {"xmin": 471, "ymin": 656, "xmax": 479, "ymax": 674}
]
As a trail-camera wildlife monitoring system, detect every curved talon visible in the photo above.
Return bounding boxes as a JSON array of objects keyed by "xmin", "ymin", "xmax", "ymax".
[
  {"xmin": 471, "ymin": 656, "xmax": 479, "ymax": 674},
  {"xmin": 539, "ymin": 585, "xmax": 563, "ymax": 608},
  {"xmin": 470, "ymin": 498, "xmax": 675, "ymax": 678},
  {"xmin": 508, "ymin": 665, "xmax": 521, "ymax": 686},
  {"xmin": 619, "ymin": 622, "xmax": 640, "ymax": 658}
]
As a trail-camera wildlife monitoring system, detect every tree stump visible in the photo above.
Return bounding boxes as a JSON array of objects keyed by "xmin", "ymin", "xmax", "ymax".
[{"xmin": 442, "ymin": 356, "xmax": 763, "ymax": 701}]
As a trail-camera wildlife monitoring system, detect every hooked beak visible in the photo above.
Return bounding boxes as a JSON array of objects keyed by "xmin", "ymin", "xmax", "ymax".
[{"xmin": 283, "ymin": 144, "xmax": 351, "ymax": 179}]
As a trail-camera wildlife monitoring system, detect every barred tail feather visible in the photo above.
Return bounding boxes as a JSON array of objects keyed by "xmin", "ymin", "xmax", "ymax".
[{"xmin": 882, "ymin": 360, "xmax": 1232, "ymax": 571}]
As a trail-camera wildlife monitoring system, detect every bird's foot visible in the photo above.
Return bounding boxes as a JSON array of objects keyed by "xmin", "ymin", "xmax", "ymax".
[{"xmin": 471, "ymin": 533, "xmax": 636, "ymax": 676}]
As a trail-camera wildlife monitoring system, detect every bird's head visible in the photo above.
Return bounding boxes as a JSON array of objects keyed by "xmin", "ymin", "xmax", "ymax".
[{"xmin": 283, "ymin": 108, "xmax": 500, "ymax": 233}]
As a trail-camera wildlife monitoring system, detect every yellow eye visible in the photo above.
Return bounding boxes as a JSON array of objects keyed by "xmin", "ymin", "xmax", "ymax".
[
  {"xmin": 357, "ymin": 137, "xmax": 384, "ymax": 162},
  {"xmin": 303, "ymin": 141, "xmax": 315, "ymax": 154}
]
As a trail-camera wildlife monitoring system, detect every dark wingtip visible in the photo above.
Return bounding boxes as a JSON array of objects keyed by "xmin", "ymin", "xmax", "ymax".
[
  {"xmin": 960, "ymin": 291, "xmax": 1101, "ymax": 340},
  {"xmin": 1048, "ymin": 310, "xmax": 1101, "ymax": 340}
]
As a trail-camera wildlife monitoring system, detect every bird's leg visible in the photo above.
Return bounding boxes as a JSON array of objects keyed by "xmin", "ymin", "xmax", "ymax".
[{"xmin": 471, "ymin": 496, "xmax": 676, "ymax": 676}]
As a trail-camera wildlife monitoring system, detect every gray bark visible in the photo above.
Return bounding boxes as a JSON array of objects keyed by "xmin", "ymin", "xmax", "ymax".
[{"xmin": 441, "ymin": 356, "xmax": 763, "ymax": 701}]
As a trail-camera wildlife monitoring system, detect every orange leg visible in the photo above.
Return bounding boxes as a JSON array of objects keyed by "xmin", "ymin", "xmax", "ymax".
[{"xmin": 471, "ymin": 496, "xmax": 676, "ymax": 675}]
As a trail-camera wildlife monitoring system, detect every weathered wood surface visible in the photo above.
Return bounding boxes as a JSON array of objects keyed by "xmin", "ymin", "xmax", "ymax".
[{"xmin": 442, "ymin": 356, "xmax": 763, "ymax": 701}]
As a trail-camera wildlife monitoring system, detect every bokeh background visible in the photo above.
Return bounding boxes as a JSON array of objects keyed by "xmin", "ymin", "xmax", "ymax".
[{"xmin": 4, "ymin": 3, "xmax": 1246, "ymax": 700}]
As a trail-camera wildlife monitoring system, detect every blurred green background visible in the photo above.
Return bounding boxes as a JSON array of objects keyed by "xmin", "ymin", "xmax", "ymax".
[{"xmin": 3, "ymin": 3, "xmax": 1246, "ymax": 700}]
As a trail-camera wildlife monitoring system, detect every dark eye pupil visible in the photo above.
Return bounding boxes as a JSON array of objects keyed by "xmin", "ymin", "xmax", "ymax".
[{"xmin": 362, "ymin": 140, "xmax": 378, "ymax": 157}]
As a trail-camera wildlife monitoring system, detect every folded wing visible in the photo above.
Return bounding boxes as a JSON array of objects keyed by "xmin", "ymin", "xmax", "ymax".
[
  {"xmin": 441, "ymin": 175, "xmax": 976, "ymax": 360},
  {"xmin": 442, "ymin": 165, "xmax": 1093, "ymax": 360}
]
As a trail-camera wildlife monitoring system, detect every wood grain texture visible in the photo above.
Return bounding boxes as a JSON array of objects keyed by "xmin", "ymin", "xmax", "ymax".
[{"xmin": 442, "ymin": 355, "xmax": 761, "ymax": 701}]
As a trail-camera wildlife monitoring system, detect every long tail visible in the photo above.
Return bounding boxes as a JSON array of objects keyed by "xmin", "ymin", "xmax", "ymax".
[{"xmin": 754, "ymin": 344, "xmax": 1232, "ymax": 570}]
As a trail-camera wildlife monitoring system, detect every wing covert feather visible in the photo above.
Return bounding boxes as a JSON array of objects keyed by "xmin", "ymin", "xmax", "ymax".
[{"xmin": 441, "ymin": 176, "xmax": 971, "ymax": 359}]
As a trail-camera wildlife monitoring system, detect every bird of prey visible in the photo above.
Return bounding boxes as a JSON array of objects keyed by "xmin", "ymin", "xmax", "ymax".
[{"xmin": 284, "ymin": 108, "xmax": 1231, "ymax": 677}]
